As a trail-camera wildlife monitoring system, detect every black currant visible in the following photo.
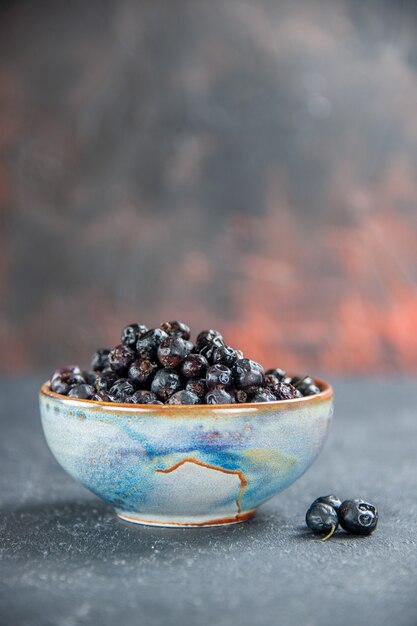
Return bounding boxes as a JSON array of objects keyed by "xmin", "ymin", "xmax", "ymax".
[
  {"xmin": 185, "ymin": 378, "xmax": 207, "ymax": 400},
  {"xmin": 157, "ymin": 336, "xmax": 191, "ymax": 368},
  {"xmin": 109, "ymin": 378, "xmax": 135, "ymax": 401},
  {"xmin": 166, "ymin": 390, "xmax": 200, "ymax": 405},
  {"xmin": 160, "ymin": 320, "xmax": 191, "ymax": 340},
  {"xmin": 121, "ymin": 323, "xmax": 148, "ymax": 347},
  {"xmin": 108, "ymin": 344, "xmax": 135, "ymax": 373},
  {"xmin": 205, "ymin": 389, "xmax": 236, "ymax": 404},
  {"xmin": 180, "ymin": 354, "xmax": 208, "ymax": 379},
  {"xmin": 250, "ymin": 388, "xmax": 276, "ymax": 402},
  {"xmin": 306, "ymin": 503, "xmax": 339, "ymax": 539},
  {"xmin": 212, "ymin": 345, "xmax": 239, "ymax": 367},
  {"xmin": 91, "ymin": 349, "xmax": 110, "ymax": 372},
  {"xmin": 206, "ymin": 364, "xmax": 233, "ymax": 390},
  {"xmin": 67, "ymin": 384, "xmax": 96, "ymax": 400},
  {"xmin": 128, "ymin": 358, "xmax": 159, "ymax": 387},
  {"xmin": 130, "ymin": 390, "xmax": 162, "ymax": 405},
  {"xmin": 312, "ymin": 495, "xmax": 342, "ymax": 511},
  {"xmin": 136, "ymin": 329, "xmax": 168, "ymax": 359},
  {"xmin": 269, "ymin": 381, "xmax": 301, "ymax": 400},
  {"xmin": 151, "ymin": 368, "xmax": 182, "ymax": 401},
  {"xmin": 233, "ymin": 358, "xmax": 264, "ymax": 392},
  {"xmin": 338, "ymin": 499, "xmax": 378, "ymax": 535}
]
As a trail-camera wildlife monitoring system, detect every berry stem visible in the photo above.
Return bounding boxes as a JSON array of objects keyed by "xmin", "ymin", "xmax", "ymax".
[{"xmin": 321, "ymin": 524, "xmax": 336, "ymax": 542}]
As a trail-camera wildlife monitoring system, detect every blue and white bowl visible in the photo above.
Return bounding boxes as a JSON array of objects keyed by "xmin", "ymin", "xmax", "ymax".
[{"xmin": 39, "ymin": 377, "xmax": 333, "ymax": 527}]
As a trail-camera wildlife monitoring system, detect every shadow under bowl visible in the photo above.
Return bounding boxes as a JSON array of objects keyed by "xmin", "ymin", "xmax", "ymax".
[{"xmin": 39, "ymin": 377, "xmax": 333, "ymax": 527}]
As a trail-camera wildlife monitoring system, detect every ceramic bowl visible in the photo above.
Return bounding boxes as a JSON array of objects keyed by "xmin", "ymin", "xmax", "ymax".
[{"xmin": 39, "ymin": 377, "xmax": 333, "ymax": 527}]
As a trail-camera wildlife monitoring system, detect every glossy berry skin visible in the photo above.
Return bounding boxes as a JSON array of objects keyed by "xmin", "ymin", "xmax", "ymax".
[
  {"xmin": 180, "ymin": 354, "xmax": 208, "ymax": 379},
  {"xmin": 95, "ymin": 370, "xmax": 117, "ymax": 393},
  {"xmin": 91, "ymin": 349, "xmax": 110, "ymax": 372},
  {"xmin": 205, "ymin": 389, "xmax": 236, "ymax": 404},
  {"xmin": 250, "ymin": 388, "xmax": 277, "ymax": 403},
  {"xmin": 206, "ymin": 364, "xmax": 233, "ymax": 390},
  {"xmin": 52, "ymin": 365, "xmax": 82, "ymax": 378},
  {"xmin": 338, "ymin": 499, "xmax": 378, "ymax": 535},
  {"xmin": 160, "ymin": 320, "xmax": 191, "ymax": 340},
  {"xmin": 151, "ymin": 368, "xmax": 182, "ymax": 401},
  {"xmin": 121, "ymin": 323, "xmax": 148, "ymax": 347},
  {"xmin": 233, "ymin": 358, "xmax": 265, "ymax": 392},
  {"xmin": 136, "ymin": 329, "xmax": 168, "ymax": 360},
  {"xmin": 289, "ymin": 375, "xmax": 320, "ymax": 397},
  {"xmin": 128, "ymin": 359, "xmax": 159, "ymax": 386},
  {"xmin": 166, "ymin": 390, "xmax": 200, "ymax": 405},
  {"xmin": 109, "ymin": 378, "xmax": 135, "ymax": 402},
  {"xmin": 195, "ymin": 329, "xmax": 223, "ymax": 350},
  {"xmin": 92, "ymin": 392, "xmax": 113, "ymax": 402},
  {"xmin": 67, "ymin": 384, "xmax": 96, "ymax": 400},
  {"xmin": 50, "ymin": 372, "xmax": 84, "ymax": 395},
  {"xmin": 269, "ymin": 381, "xmax": 301, "ymax": 400},
  {"xmin": 265, "ymin": 368, "xmax": 286, "ymax": 381},
  {"xmin": 130, "ymin": 390, "xmax": 162, "ymax": 405},
  {"xmin": 185, "ymin": 378, "xmax": 207, "ymax": 400},
  {"xmin": 108, "ymin": 344, "xmax": 135, "ymax": 373},
  {"xmin": 157, "ymin": 336, "xmax": 191, "ymax": 368},
  {"xmin": 306, "ymin": 503, "xmax": 339, "ymax": 535},
  {"xmin": 212, "ymin": 345, "xmax": 239, "ymax": 367},
  {"xmin": 312, "ymin": 495, "xmax": 342, "ymax": 511}
]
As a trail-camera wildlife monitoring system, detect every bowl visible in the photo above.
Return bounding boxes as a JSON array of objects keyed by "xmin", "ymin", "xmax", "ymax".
[{"xmin": 39, "ymin": 377, "xmax": 333, "ymax": 527}]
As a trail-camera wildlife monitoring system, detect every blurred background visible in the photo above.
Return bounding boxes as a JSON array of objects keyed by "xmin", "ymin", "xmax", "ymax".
[{"xmin": 1, "ymin": 0, "xmax": 417, "ymax": 375}]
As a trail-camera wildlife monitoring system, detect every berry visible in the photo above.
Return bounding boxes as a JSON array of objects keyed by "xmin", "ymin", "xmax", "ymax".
[
  {"xmin": 52, "ymin": 365, "xmax": 82, "ymax": 378},
  {"xmin": 269, "ymin": 381, "xmax": 301, "ymax": 400},
  {"xmin": 338, "ymin": 499, "xmax": 378, "ymax": 535},
  {"xmin": 92, "ymin": 392, "xmax": 113, "ymax": 402},
  {"xmin": 185, "ymin": 378, "xmax": 207, "ymax": 400},
  {"xmin": 265, "ymin": 374, "xmax": 282, "ymax": 390},
  {"xmin": 212, "ymin": 344, "xmax": 239, "ymax": 367},
  {"xmin": 67, "ymin": 384, "xmax": 96, "ymax": 400},
  {"xmin": 136, "ymin": 328, "xmax": 168, "ymax": 359},
  {"xmin": 91, "ymin": 349, "xmax": 110, "ymax": 372},
  {"xmin": 166, "ymin": 390, "xmax": 200, "ymax": 405},
  {"xmin": 195, "ymin": 329, "xmax": 223, "ymax": 350},
  {"xmin": 265, "ymin": 368, "xmax": 286, "ymax": 381},
  {"xmin": 311, "ymin": 495, "xmax": 342, "ymax": 511},
  {"xmin": 306, "ymin": 503, "xmax": 339, "ymax": 537},
  {"xmin": 108, "ymin": 344, "xmax": 135, "ymax": 373},
  {"xmin": 180, "ymin": 354, "xmax": 208, "ymax": 379},
  {"xmin": 160, "ymin": 320, "xmax": 191, "ymax": 340},
  {"xmin": 130, "ymin": 390, "xmax": 162, "ymax": 405},
  {"xmin": 236, "ymin": 390, "xmax": 248, "ymax": 403},
  {"xmin": 206, "ymin": 364, "xmax": 233, "ymax": 390},
  {"xmin": 109, "ymin": 378, "xmax": 135, "ymax": 402},
  {"xmin": 50, "ymin": 369, "xmax": 84, "ymax": 395},
  {"xmin": 121, "ymin": 323, "xmax": 148, "ymax": 347},
  {"xmin": 95, "ymin": 370, "xmax": 117, "ymax": 393},
  {"xmin": 205, "ymin": 389, "xmax": 236, "ymax": 404},
  {"xmin": 250, "ymin": 388, "xmax": 276, "ymax": 402},
  {"xmin": 151, "ymin": 368, "xmax": 182, "ymax": 401},
  {"xmin": 233, "ymin": 358, "xmax": 264, "ymax": 392},
  {"xmin": 128, "ymin": 358, "xmax": 159, "ymax": 387},
  {"xmin": 157, "ymin": 336, "xmax": 191, "ymax": 368},
  {"xmin": 289, "ymin": 375, "xmax": 320, "ymax": 396},
  {"xmin": 82, "ymin": 370, "xmax": 97, "ymax": 386}
]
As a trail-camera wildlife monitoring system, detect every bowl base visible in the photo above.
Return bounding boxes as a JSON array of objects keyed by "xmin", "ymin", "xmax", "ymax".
[{"xmin": 115, "ymin": 509, "xmax": 256, "ymax": 528}]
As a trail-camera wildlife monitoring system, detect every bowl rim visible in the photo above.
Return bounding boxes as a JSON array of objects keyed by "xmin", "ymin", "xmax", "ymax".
[{"xmin": 39, "ymin": 375, "xmax": 333, "ymax": 413}]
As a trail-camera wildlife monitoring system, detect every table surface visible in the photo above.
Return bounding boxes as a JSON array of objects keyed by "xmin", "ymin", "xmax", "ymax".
[{"xmin": 1, "ymin": 377, "xmax": 416, "ymax": 626}]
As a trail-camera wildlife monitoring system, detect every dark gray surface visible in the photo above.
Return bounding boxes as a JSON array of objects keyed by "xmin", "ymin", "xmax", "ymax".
[{"xmin": 1, "ymin": 378, "xmax": 417, "ymax": 626}]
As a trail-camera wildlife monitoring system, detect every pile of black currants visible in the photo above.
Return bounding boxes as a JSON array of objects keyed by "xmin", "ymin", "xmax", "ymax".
[
  {"xmin": 306, "ymin": 495, "xmax": 378, "ymax": 540},
  {"xmin": 49, "ymin": 321, "xmax": 321, "ymax": 405}
]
